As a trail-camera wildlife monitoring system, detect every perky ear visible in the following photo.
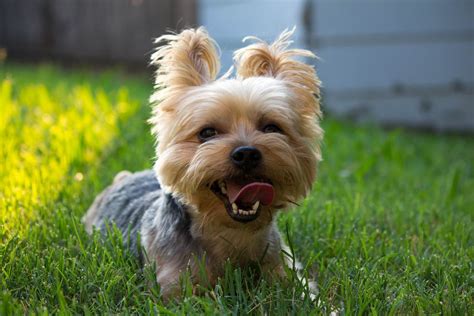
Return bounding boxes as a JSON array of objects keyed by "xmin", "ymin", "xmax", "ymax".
[
  {"xmin": 234, "ymin": 28, "xmax": 321, "ymax": 118},
  {"xmin": 150, "ymin": 27, "xmax": 220, "ymax": 96}
]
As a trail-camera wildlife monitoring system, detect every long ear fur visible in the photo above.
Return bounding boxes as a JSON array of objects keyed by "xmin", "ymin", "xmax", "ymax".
[
  {"xmin": 150, "ymin": 27, "xmax": 220, "ymax": 109},
  {"xmin": 234, "ymin": 28, "xmax": 321, "ymax": 118}
]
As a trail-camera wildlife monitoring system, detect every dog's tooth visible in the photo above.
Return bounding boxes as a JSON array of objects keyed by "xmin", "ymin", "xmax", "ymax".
[
  {"xmin": 232, "ymin": 203, "xmax": 238, "ymax": 211},
  {"xmin": 219, "ymin": 181, "xmax": 227, "ymax": 194},
  {"xmin": 239, "ymin": 209, "xmax": 250, "ymax": 215},
  {"xmin": 232, "ymin": 208, "xmax": 238, "ymax": 214},
  {"xmin": 252, "ymin": 201, "xmax": 260, "ymax": 211},
  {"xmin": 249, "ymin": 209, "xmax": 255, "ymax": 215}
]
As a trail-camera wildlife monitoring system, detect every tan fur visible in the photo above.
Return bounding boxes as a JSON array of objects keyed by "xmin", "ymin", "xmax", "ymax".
[
  {"xmin": 148, "ymin": 27, "xmax": 323, "ymax": 296},
  {"xmin": 234, "ymin": 28, "xmax": 323, "ymax": 147}
]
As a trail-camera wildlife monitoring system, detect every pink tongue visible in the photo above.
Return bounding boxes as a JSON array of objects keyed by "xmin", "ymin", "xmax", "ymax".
[{"xmin": 226, "ymin": 182, "xmax": 274, "ymax": 206}]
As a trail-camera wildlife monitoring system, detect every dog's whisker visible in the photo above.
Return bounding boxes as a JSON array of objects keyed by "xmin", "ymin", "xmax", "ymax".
[{"xmin": 287, "ymin": 200, "xmax": 300, "ymax": 207}]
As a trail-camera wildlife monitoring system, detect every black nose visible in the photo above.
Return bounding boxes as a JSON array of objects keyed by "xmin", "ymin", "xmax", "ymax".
[{"xmin": 230, "ymin": 146, "xmax": 262, "ymax": 170}]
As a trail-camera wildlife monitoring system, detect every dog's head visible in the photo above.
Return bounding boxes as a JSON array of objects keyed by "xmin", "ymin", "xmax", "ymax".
[{"xmin": 150, "ymin": 28, "xmax": 322, "ymax": 229}]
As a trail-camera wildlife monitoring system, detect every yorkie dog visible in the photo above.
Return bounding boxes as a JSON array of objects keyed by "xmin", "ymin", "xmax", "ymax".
[{"xmin": 83, "ymin": 27, "xmax": 322, "ymax": 299}]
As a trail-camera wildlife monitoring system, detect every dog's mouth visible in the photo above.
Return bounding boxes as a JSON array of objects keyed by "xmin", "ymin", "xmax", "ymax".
[{"xmin": 210, "ymin": 177, "xmax": 275, "ymax": 223}]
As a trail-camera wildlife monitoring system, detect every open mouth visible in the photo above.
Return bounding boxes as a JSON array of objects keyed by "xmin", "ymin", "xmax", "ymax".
[{"xmin": 210, "ymin": 178, "xmax": 275, "ymax": 223}]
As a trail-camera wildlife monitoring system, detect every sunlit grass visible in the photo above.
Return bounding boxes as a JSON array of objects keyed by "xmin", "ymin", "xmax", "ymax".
[
  {"xmin": 0, "ymin": 63, "xmax": 473, "ymax": 314},
  {"xmin": 0, "ymin": 64, "xmax": 144, "ymax": 235}
]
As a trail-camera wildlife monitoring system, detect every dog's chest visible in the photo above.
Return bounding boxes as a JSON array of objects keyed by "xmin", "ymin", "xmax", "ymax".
[{"xmin": 198, "ymin": 225, "xmax": 282, "ymax": 267}]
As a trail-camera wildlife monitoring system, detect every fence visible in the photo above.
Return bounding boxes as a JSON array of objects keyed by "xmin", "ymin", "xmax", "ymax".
[
  {"xmin": 0, "ymin": 0, "xmax": 196, "ymax": 65},
  {"xmin": 2, "ymin": 0, "xmax": 473, "ymax": 131}
]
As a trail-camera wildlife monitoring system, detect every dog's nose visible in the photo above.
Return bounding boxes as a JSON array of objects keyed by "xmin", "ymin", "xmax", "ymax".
[{"xmin": 230, "ymin": 146, "xmax": 262, "ymax": 170}]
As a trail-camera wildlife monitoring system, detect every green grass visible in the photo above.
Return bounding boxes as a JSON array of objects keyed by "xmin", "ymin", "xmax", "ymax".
[{"xmin": 1, "ymin": 63, "xmax": 473, "ymax": 315}]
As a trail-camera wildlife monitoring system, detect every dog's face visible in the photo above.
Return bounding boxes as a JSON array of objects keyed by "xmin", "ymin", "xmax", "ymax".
[{"xmin": 150, "ymin": 28, "xmax": 322, "ymax": 229}]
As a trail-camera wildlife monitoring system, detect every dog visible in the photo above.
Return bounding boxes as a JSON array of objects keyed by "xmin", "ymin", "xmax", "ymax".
[{"xmin": 82, "ymin": 27, "xmax": 323, "ymax": 299}]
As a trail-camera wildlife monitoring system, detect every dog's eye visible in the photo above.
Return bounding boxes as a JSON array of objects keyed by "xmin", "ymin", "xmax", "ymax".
[
  {"xmin": 262, "ymin": 124, "xmax": 282, "ymax": 134},
  {"xmin": 198, "ymin": 127, "xmax": 218, "ymax": 141}
]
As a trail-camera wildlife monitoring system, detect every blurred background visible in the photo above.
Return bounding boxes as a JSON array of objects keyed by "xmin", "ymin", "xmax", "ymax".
[{"xmin": 1, "ymin": 0, "xmax": 473, "ymax": 132}]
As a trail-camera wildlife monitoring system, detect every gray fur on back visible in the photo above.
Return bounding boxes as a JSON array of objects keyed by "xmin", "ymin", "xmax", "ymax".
[{"xmin": 84, "ymin": 170, "xmax": 192, "ymax": 261}]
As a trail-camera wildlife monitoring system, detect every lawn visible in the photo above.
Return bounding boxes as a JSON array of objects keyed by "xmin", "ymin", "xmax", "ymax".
[{"xmin": 0, "ymin": 63, "xmax": 473, "ymax": 314}]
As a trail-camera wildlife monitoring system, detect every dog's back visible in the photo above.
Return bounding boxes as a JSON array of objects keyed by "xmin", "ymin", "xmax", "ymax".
[{"xmin": 82, "ymin": 170, "xmax": 162, "ymax": 254}]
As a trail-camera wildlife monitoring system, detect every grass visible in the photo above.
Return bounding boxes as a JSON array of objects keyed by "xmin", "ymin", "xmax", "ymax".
[{"xmin": 1, "ymin": 63, "xmax": 473, "ymax": 315}]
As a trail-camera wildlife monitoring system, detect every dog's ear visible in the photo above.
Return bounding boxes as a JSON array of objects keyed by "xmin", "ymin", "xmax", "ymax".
[
  {"xmin": 151, "ymin": 27, "xmax": 220, "ymax": 94},
  {"xmin": 234, "ymin": 28, "xmax": 321, "ymax": 118}
]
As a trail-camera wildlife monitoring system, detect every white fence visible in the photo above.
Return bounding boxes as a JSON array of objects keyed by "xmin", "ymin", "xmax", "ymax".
[{"xmin": 199, "ymin": 0, "xmax": 474, "ymax": 131}]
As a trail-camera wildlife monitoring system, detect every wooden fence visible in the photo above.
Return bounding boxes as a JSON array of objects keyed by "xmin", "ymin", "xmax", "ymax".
[{"xmin": 0, "ymin": 0, "xmax": 196, "ymax": 65}]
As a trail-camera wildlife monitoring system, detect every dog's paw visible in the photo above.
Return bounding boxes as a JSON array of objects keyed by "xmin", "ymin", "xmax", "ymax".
[{"xmin": 307, "ymin": 280, "xmax": 318, "ymax": 301}]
